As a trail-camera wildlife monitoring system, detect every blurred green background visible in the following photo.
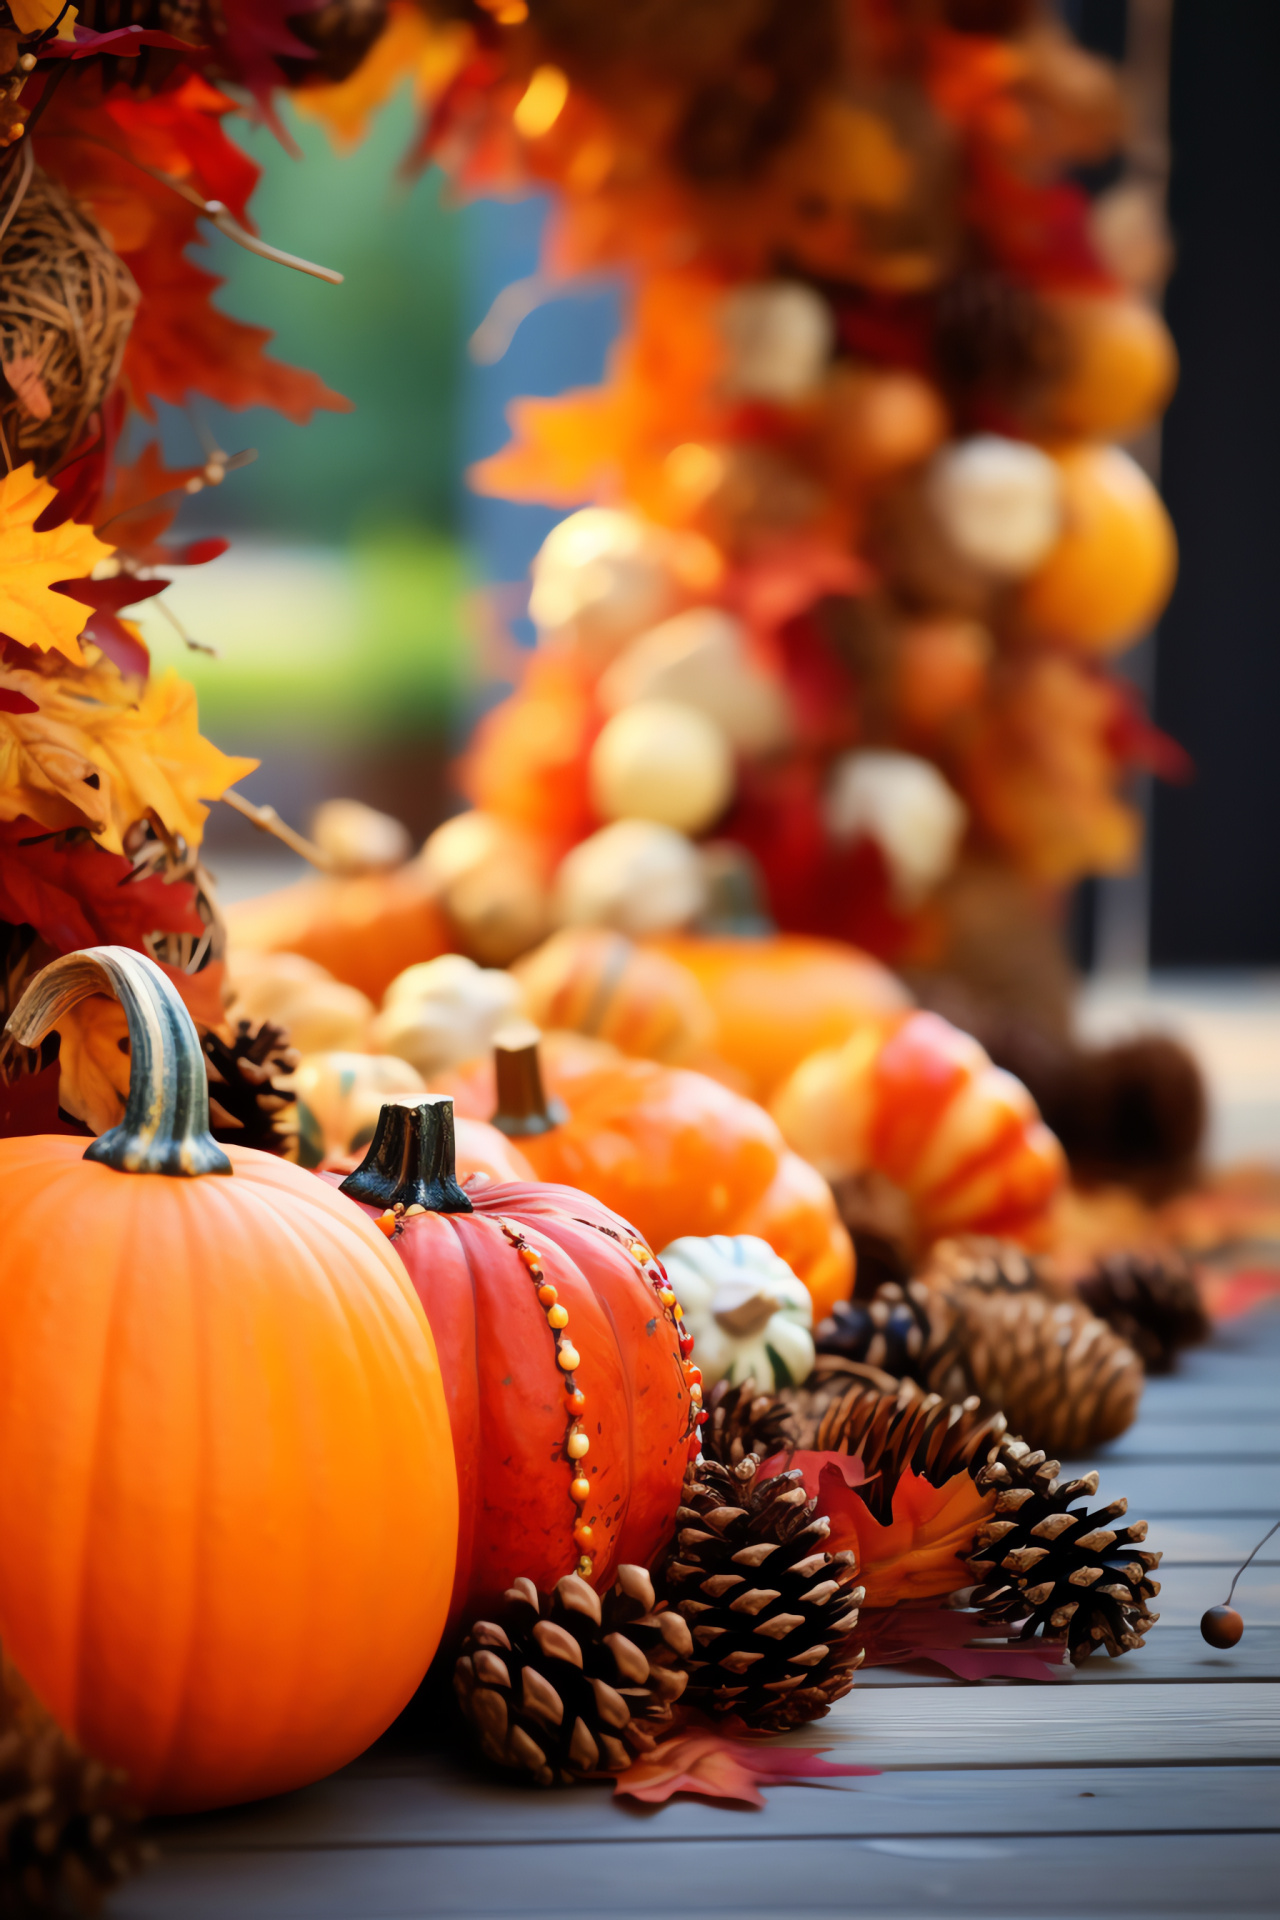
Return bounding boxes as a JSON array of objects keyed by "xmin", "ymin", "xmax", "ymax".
[{"xmin": 136, "ymin": 86, "xmax": 618, "ymax": 868}]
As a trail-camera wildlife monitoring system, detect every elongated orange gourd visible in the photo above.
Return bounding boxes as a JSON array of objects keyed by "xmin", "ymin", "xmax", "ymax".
[
  {"xmin": 0, "ymin": 948, "xmax": 457, "ymax": 1814},
  {"xmin": 770, "ymin": 1010, "xmax": 1066, "ymax": 1251},
  {"xmin": 435, "ymin": 1030, "xmax": 855, "ymax": 1320},
  {"xmin": 330, "ymin": 1099, "xmax": 696, "ymax": 1642}
]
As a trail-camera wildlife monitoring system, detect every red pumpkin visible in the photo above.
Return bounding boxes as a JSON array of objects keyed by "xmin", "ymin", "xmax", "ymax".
[{"xmin": 329, "ymin": 1099, "xmax": 696, "ymax": 1641}]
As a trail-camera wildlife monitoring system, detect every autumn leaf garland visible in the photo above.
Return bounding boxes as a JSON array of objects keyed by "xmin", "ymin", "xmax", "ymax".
[{"xmin": 0, "ymin": 462, "xmax": 251, "ymax": 858}]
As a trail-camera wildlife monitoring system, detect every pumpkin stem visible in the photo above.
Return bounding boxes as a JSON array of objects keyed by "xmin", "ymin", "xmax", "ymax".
[
  {"xmin": 490, "ymin": 1023, "xmax": 566, "ymax": 1138},
  {"xmin": 339, "ymin": 1096, "xmax": 474, "ymax": 1213},
  {"xmin": 4, "ymin": 945, "xmax": 232, "ymax": 1176}
]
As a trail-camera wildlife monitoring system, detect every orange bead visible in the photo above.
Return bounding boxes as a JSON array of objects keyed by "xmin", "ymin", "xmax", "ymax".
[
  {"xmin": 566, "ymin": 1428, "xmax": 590, "ymax": 1459},
  {"xmin": 564, "ymin": 1389, "xmax": 586, "ymax": 1416},
  {"xmin": 658, "ymin": 1288, "xmax": 677, "ymax": 1308},
  {"xmin": 573, "ymin": 1522, "xmax": 595, "ymax": 1550},
  {"xmin": 519, "ymin": 1245, "xmax": 540, "ymax": 1267},
  {"xmin": 570, "ymin": 1475, "xmax": 591, "ymax": 1503},
  {"xmin": 375, "ymin": 1211, "xmax": 397, "ymax": 1237},
  {"xmin": 557, "ymin": 1343, "xmax": 581, "ymax": 1371},
  {"xmin": 688, "ymin": 1383, "xmax": 703, "ymax": 1405},
  {"xmin": 537, "ymin": 1283, "xmax": 558, "ymax": 1307},
  {"xmin": 547, "ymin": 1303, "xmax": 570, "ymax": 1330}
]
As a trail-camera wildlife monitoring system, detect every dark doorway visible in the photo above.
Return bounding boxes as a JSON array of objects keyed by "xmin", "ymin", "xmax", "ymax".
[{"xmin": 1149, "ymin": 2, "xmax": 1280, "ymax": 964}]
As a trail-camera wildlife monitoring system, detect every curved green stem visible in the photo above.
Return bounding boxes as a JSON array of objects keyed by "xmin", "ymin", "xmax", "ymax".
[{"xmin": 4, "ymin": 946, "xmax": 231, "ymax": 1177}]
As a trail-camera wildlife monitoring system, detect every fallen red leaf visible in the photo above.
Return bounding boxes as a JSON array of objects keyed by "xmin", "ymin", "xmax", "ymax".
[{"xmin": 612, "ymin": 1719, "xmax": 878, "ymax": 1809}]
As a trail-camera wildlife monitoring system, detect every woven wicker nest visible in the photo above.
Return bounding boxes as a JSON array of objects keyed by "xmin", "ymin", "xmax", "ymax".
[{"xmin": 0, "ymin": 150, "xmax": 139, "ymax": 475}]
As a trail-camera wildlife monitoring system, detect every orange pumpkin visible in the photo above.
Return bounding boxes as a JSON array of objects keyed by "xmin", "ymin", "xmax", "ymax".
[
  {"xmin": 435, "ymin": 1030, "xmax": 855, "ymax": 1320},
  {"xmin": 770, "ymin": 1010, "xmax": 1066, "ymax": 1253},
  {"xmin": 0, "ymin": 948, "xmax": 456, "ymax": 1814},
  {"xmin": 513, "ymin": 926, "xmax": 716, "ymax": 1066},
  {"xmin": 646, "ymin": 933, "xmax": 911, "ymax": 1101},
  {"xmin": 331, "ymin": 1098, "xmax": 695, "ymax": 1641},
  {"xmin": 225, "ymin": 864, "xmax": 452, "ymax": 1003}
]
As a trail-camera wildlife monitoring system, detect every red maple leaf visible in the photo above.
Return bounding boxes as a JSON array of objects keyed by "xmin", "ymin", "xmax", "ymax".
[
  {"xmin": 34, "ymin": 72, "xmax": 350, "ymax": 424},
  {"xmin": 0, "ymin": 819, "xmax": 203, "ymax": 956}
]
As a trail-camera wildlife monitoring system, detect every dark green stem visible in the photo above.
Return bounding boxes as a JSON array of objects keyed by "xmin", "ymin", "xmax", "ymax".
[
  {"xmin": 340, "ymin": 1097, "xmax": 474, "ymax": 1213},
  {"xmin": 4, "ymin": 945, "xmax": 231, "ymax": 1176}
]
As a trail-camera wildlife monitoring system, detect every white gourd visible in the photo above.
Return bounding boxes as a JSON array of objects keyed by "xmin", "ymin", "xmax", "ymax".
[
  {"xmin": 661, "ymin": 1233, "xmax": 816, "ymax": 1391},
  {"xmin": 370, "ymin": 954, "xmax": 525, "ymax": 1078}
]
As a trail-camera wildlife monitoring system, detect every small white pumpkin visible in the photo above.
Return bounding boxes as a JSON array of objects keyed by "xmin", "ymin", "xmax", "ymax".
[
  {"xmin": 370, "ymin": 954, "xmax": 525, "ymax": 1077},
  {"xmin": 661, "ymin": 1234, "xmax": 816, "ymax": 1391}
]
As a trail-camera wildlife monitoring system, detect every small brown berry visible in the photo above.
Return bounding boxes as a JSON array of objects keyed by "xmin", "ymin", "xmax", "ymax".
[{"xmin": 1200, "ymin": 1605, "xmax": 1244, "ymax": 1649}]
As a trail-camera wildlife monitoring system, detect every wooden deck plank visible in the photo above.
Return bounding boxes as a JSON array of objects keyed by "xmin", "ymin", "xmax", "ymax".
[
  {"xmin": 1144, "ymin": 1517, "xmax": 1280, "ymax": 1563},
  {"xmin": 773, "ymin": 1680, "xmax": 1280, "ymax": 1768},
  {"xmin": 852, "ymin": 1627, "xmax": 1280, "ymax": 1686},
  {"xmin": 1090, "ymin": 1420, "xmax": 1280, "ymax": 1458},
  {"xmin": 107, "ymin": 1833, "xmax": 1280, "ymax": 1919},
  {"xmin": 149, "ymin": 1763, "xmax": 1280, "ymax": 1851},
  {"xmin": 1051, "ymin": 1460, "xmax": 1278, "ymax": 1511}
]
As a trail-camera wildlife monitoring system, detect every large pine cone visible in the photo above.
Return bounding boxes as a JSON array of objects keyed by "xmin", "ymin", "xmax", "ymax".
[
  {"xmin": 0, "ymin": 1653, "xmax": 147, "ymax": 1911},
  {"xmin": 817, "ymin": 1238, "xmax": 1143, "ymax": 1456},
  {"xmin": 967, "ymin": 1439, "xmax": 1161, "ymax": 1663},
  {"xmin": 657, "ymin": 1456, "xmax": 864, "ymax": 1730},
  {"xmin": 809, "ymin": 1377, "xmax": 1008, "ymax": 1523},
  {"xmin": 453, "ymin": 1568, "xmax": 690, "ymax": 1785},
  {"xmin": 1074, "ymin": 1250, "xmax": 1209, "ymax": 1374},
  {"xmin": 699, "ymin": 1377, "xmax": 800, "ymax": 1470}
]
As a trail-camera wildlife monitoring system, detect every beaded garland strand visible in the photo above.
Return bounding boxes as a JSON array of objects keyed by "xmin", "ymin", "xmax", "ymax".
[{"xmin": 374, "ymin": 1200, "xmax": 705, "ymax": 1580}]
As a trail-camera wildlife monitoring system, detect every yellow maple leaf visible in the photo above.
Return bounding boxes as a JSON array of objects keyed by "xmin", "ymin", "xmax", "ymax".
[
  {"xmin": 0, "ymin": 465, "xmax": 114, "ymax": 665},
  {"xmin": 0, "ymin": 652, "xmax": 256, "ymax": 853},
  {"xmin": 79, "ymin": 665, "xmax": 257, "ymax": 853}
]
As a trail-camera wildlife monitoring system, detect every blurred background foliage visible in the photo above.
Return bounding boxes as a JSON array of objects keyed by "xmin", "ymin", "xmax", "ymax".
[{"xmin": 135, "ymin": 88, "xmax": 618, "ymax": 858}]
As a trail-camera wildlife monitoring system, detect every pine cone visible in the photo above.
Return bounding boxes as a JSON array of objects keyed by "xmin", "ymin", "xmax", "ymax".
[
  {"xmin": 816, "ymin": 1239, "xmax": 1144, "ymax": 1457},
  {"xmin": 202, "ymin": 1020, "xmax": 299, "ymax": 1157},
  {"xmin": 656, "ymin": 1456, "xmax": 864, "ymax": 1730},
  {"xmin": 1075, "ymin": 1250, "xmax": 1209, "ymax": 1374},
  {"xmin": 967, "ymin": 1439, "xmax": 1161, "ymax": 1664},
  {"xmin": 699, "ymin": 1377, "xmax": 799, "ymax": 1470},
  {"xmin": 453, "ymin": 1568, "xmax": 690, "ymax": 1786},
  {"xmin": 0, "ymin": 1653, "xmax": 147, "ymax": 1914},
  {"xmin": 810, "ymin": 1378, "xmax": 1008, "ymax": 1523}
]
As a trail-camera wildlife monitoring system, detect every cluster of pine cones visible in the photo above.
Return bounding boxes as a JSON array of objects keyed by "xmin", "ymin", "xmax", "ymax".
[
  {"xmin": 454, "ymin": 1356, "xmax": 1163, "ymax": 1787},
  {"xmin": 813, "ymin": 1234, "xmax": 1208, "ymax": 1456}
]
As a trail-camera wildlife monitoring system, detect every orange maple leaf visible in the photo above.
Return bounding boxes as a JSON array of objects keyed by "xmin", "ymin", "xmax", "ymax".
[
  {"xmin": 788, "ymin": 1455, "xmax": 995, "ymax": 1611},
  {"xmin": 0, "ymin": 465, "xmax": 113, "ymax": 665}
]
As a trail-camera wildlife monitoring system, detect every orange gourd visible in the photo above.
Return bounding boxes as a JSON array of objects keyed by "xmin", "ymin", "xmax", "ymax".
[
  {"xmin": 1016, "ymin": 443, "xmax": 1178, "ymax": 655},
  {"xmin": 770, "ymin": 1010, "xmax": 1066, "ymax": 1253},
  {"xmin": 330, "ymin": 1098, "xmax": 695, "ymax": 1641},
  {"xmin": 647, "ymin": 933, "xmax": 911, "ymax": 1101},
  {"xmin": 513, "ymin": 926, "xmax": 716, "ymax": 1065},
  {"xmin": 0, "ymin": 949, "xmax": 457, "ymax": 1814},
  {"xmin": 436, "ymin": 1030, "xmax": 855, "ymax": 1320},
  {"xmin": 225, "ymin": 864, "xmax": 452, "ymax": 1002}
]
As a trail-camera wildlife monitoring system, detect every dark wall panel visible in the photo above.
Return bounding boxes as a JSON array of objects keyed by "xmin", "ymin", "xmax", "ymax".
[{"xmin": 1150, "ymin": 2, "xmax": 1280, "ymax": 963}]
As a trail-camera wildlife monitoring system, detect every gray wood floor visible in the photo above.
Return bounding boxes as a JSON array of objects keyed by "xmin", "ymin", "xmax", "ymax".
[{"xmin": 110, "ymin": 1305, "xmax": 1280, "ymax": 1920}]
